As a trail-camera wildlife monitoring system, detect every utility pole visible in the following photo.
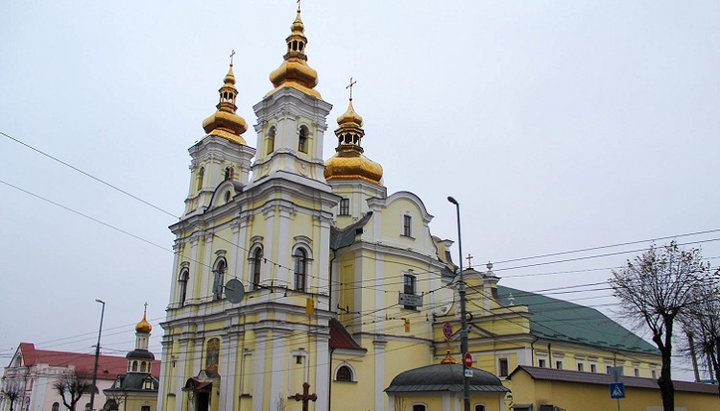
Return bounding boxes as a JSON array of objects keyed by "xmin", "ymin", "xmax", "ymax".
[
  {"xmin": 90, "ymin": 299, "xmax": 105, "ymax": 411},
  {"xmin": 448, "ymin": 196, "xmax": 470, "ymax": 411}
]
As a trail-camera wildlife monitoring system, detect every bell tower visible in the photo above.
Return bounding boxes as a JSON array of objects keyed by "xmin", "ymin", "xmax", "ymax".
[
  {"xmin": 249, "ymin": 5, "xmax": 332, "ymax": 184},
  {"xmin": 184, "ymin": 54, "xmax": 256, "ymax": 216}
]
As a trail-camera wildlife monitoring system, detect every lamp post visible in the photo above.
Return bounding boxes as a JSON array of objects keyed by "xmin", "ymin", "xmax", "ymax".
[
  {"xmin": 90, "ymin": 299, "xmax": 105, "ymax": 411},
  {"xmin": 447, "ymin": 196, "xmax": 470, "ymax": 411}
]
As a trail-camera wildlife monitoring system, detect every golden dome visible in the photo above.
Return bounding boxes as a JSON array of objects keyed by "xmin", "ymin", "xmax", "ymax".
[
  {"xmin": 266, "ymin": 5, "xmax": 321, "ymax": 99},
  {"xmin": 135, "ymin": 308, "xmax": 152, "ymax": 334},
  {"xmin": 202, "ymin": 62, "xmax": 248, "ymax": 145},
  {"xmin": 324, "ymin": 97, "xmax": 383, "ymax": 185}
]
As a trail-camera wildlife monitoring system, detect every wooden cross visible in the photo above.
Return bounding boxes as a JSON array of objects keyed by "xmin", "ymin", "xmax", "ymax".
[
  {"xmin": 466, "ymin": 253, "xmax": 473, "ymax": 268},
  {"xmin": 229, "ymin": 49, "xmax": 235, "ymax": 66},
  {"xmin": 346, "ymin": 76, "xmax": 357, "ymax": 100},
  {"xmin": 291, "ymin": 382, "xmax": 317, "ymax": 411}
]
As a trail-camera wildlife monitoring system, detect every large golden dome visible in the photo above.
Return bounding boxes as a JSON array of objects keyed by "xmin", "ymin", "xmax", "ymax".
[
  {"xmin": 202, "ymin": 63, "xmax": 248, "ymax": 145},
  {"xmin": 266, "ymin": 6, "xmax": 321, "ymax": 99},
  {"xmin": 324, "ymin": 97, "xmax": 383, "ymax": 185}
]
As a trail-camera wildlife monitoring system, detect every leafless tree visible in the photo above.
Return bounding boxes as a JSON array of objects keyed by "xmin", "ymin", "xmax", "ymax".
[
  {"xmin": 1, "ymin": 382, "xmax": 23, "ymax": 411},
  {"xmin": 680, "ymin": 268, "xmax": 720, "ymax": 395},
  {"xmin": 609, "ymin": 241, "xmax": 712, "ymax": 411},
  {"xmin": 53, "ymin": 370, "xmax": 96, "ymax": 411}
]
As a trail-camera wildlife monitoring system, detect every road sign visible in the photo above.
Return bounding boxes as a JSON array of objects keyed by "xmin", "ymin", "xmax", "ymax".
[
  {"xmin": 464, "ymin": 369, "xmax": 473, "ymax": 377},
  {"xmin": 610, "ymin": 382, "xmax": 625, "ymax": 399},
  {"xmin": 464, "ymin": 352, "xmax": 473, "ymax": 368}
]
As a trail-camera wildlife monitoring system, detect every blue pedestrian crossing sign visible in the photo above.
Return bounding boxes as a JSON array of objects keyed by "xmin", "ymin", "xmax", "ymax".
[{"xmin": 610, "ymin": 382, "xmax": 625, "ymax": 399}]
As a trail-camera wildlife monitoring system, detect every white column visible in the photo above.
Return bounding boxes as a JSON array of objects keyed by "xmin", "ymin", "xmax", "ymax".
[
  {"xmin": 253, "ymin": 331, "xmax": 268, "ymax": 411},
  {"xmin": 201, "ymin": 233, "xmax": 214, "ymax": 299},
  {"xmin": 374, "ymin": 340, "xmax": 386, "ymax": 411},
  {"xmin": 168, "ymin": 241, "xmax": 182, "ymax": 307},
  {"xmin": 314, "ymin": 333, "xmax": 330, "ymax": 411},
  {"xmin": 174, "ymin": 339, "xmax": 189, "ymax": 411},
  {"xmin": 219, "ymin": 333, "xmax": 238, "ymax": 410},
  {"xmin": 156, "ymin": 343, "xmax": 168, "ymax": 411},
  {"xmin": 269, "ymin": 331, "xmax": 287, "ymax": 411}
]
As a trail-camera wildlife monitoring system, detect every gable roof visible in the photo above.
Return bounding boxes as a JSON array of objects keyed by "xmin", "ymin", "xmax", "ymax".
[
  {"xmin": 508, "ymin": 365, "xmax": 718, "ymax": 395},
  {"xmin": 328, "ymin": 319, "xmax": 365, "ymax": 351},
  {"xmin": 13, "ymin": 343, "xmax": 160, "ymax": 379},
  {"xmin": 495, "ymin": 286, "xmax": 658, "ymax": 355}
]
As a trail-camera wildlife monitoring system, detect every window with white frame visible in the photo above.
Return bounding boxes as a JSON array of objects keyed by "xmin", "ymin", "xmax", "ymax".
[
  {"xmin": 339, "ymin": 198, "xmax": 350, "ymax": 216},
  {"xmin": 498, "ymin": 358, "xmax": 509, "ymax": 377},
  {"xmin": 212, "ymin": 257, "xmax": 227, "ymax": 300},
  {"xmin": 403, "ymin": 274, "xmax": 417, "ymax": 309},
  {"xmin": 412, "ymin": 405, "xmax": 426, "ymax": 411},
  {"xmin": 335, "ymin": 365, "xmax": 353, "ymax": 382},
  {"xmin": 294, "ymin": 248, "xmax": 308, "ymax": 291},
  {"xmin": 250, "ymin": 247, "xmax": 262, "ymax": 290},
  {"xmin": 298, "ymin": 126, "xmax": 309, "ymax": 153},
  {"xmin": 178, "ymin": 267, "xmax": 189, "ymax": 306},
  {"xmin": 403, "ymin": 214, "xmax": 412, "ymax": 237}
]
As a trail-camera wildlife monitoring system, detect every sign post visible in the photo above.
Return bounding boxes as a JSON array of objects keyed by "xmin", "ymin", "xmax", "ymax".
[
  {"xmin": 464, "ymin": 353, "xmax": 473, "ymax": 377},
  {"xmin": 608, "ymin": 366, "xmax": 624, "ymax": 411}
]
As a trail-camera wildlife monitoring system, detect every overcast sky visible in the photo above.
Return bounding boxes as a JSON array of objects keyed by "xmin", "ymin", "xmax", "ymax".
[{"xmin": 1, "ymin": 1, "xmax": 718, "ymax": 381}]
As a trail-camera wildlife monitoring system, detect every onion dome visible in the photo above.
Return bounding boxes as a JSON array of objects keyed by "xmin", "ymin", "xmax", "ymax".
[
  {"xmin": 324, "ymin": 96, "xmax": 383, "ymax": 185},
  {"xmin": 267, "ymin": 4, "xmax": 321, "ymax": 99},
  {"xmin": 201, "ymin": 59, "xmax": 248, "ymax": 145},
  {"xmin": 385, "ymin": 364, "xmax": 509, "ymax": 394},
  {"xmin": 135, "ymin": 308, "xmax": 152, "ymax": 334}
]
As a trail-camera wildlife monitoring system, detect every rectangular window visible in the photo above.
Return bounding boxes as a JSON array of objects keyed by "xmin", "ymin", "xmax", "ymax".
[
  {"xmin": 590, "ymin": 363, "xmax": 597, "ymax": 373},
  {"xmin": 339, "ymin": 198, "xmax": 350, "ymax": 216},
  {"xmin": 498, "ymin": 358, "xmax": 509, "ymax": 377},
  {"xmin": 634, "ymin": 367, "xmax": 640, "ymax": 377},
  {"xmin": 651, "ymin": 369, "xmax": 657, "ymax": 378},
  {"xmin": 403, "ymin": 274, "xmax": 417, "ymax": 309},
  {"xmin": 412, "ymin": 405, "xmax": 426, "ymax": 411},
  {"xmin": 403, "ymin": 214, "xmax": 412, "ymax": 237},
  {"xmin": 577, "ymin": 363, "xmax": 584, "ymax": 372},
  {"xmin": 538, "ymin": 358, "xmax": 547, "ymax": 368},
  {"xmin": 555, "ymin": 360, "xmax": 563, "ymax": 370}
]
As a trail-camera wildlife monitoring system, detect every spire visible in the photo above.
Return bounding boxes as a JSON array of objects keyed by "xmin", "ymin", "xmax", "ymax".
[
  {"xmin": 324, "ymin": 78, "xmax": 383, "ymax": 185},
  {"xmin": 267, "ymin": 3, "xmax": 320, "ymax": 98},
  {"xmin": 201, "ymin": 51, "xmax": 249, "ymax": 145}
]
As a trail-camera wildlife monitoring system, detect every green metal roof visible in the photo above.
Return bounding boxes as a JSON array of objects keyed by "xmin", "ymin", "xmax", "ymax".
[{"xmin": 496, "ymin": 285, "xmax": 659, "ymax": 355}]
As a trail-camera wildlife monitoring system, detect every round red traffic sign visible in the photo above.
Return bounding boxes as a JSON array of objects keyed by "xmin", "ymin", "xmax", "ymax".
[{"xmin": 464, "ymin": 352, "xmax": 473, "ymax": 368}]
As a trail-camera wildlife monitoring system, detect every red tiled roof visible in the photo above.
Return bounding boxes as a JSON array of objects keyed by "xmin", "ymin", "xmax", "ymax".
[
  {"xmin": 16, "ymin": 342, "xmax": 160, "ymax": 379},
  {"xmin": 328, "ymin": 319, "xmax": 365, "ymax": 351}
]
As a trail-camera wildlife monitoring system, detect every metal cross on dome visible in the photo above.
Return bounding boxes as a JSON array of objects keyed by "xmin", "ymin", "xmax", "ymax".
[
  {"xmin": 346, "ymin": 76, "xmax": 357, "ymax": 100},
  {"xmin": 292, "ymin": 382, "xmax": 317, "ymax": 411},
  {"xmin": 229, "ymin": 49, "xmax": 235, "ymax": 66},
  {"xmin": 466, "ymin": 253, "xmax": 474, "ymax": 268}
]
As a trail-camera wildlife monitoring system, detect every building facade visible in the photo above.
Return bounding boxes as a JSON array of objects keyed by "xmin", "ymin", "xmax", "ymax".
[{"xmin": 155, "ymin": 5, "xmax": 715, "ymax": 411}]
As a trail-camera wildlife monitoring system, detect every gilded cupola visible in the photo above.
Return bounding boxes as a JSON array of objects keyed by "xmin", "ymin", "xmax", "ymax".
[
  {"xmin": 324, "ymin": 86, "xmax": 383, "ymax": 185},
  {"xmin": 267, "ymin": 4, "xmax": 321, "ymax": 99},
  {"xmin": 201, "ymin": 55, "xmax": 249, "ymax": 145},
  {"xmin": 135, "ymin": 306, "xmax": 152, "ymax": 334}
]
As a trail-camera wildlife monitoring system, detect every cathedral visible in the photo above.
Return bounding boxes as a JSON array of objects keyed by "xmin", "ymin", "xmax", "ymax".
[
  {"xmin": 155, "ymin": 5, "xmax": 701, "ymax": 411},
  {"xmin": 157, "ymin": 5, "xmax": 470, "ymax": 411}
]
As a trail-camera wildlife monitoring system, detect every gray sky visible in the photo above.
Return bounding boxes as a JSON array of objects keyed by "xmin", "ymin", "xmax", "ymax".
[{"xmin": 1, "ymin": 1, "xmax": 718, "ymax": 380}]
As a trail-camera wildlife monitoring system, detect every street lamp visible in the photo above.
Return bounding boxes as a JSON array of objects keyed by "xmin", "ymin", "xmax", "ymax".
[
  {"xmin": 447, "ymin": 196, "xmax": 470, "ymax": 411},
  {"xmin": 90, "ymin": 299, "xmax": 105, "ymax": 411}
]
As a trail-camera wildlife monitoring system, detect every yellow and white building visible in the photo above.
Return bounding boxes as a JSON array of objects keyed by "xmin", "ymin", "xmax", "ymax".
[{"xmin": 156, "ymin": 5, "xmax": 718, "ymax": 411}]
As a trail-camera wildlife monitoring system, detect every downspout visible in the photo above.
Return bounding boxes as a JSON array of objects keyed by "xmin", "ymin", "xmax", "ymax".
[
  {"xmin": 548, "ymin": 343, "xmax": 552, "ymax": 368},
  {"xmin": 328, "ymin": 348, "xmax": 334, "ymax": 411}
]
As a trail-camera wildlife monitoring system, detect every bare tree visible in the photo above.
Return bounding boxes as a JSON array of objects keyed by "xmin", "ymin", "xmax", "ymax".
[
  {"xmin": 53, "ymin": 370, "xmax": 96, "ymax": 411},
  {"xmin": 609, "ymin": 241, "xmax": 711, "ymax": 411},
  {"xmin": 1, "ymin": 382, "xmax": 23, "ymax": 411},
  {"xmin": 681, "ymin": 269, "xmax": 720, "ymax": 394}
]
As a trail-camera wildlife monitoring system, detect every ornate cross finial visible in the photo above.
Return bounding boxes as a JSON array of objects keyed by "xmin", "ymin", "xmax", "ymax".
[
  {"xmin": 297, "ymin": 0, "xmax": 302, "ymax": 12},
  {"xmin": 346, "ymin": 76, "xmax": 357, "ymax": 100},
  {"xmin": 292, "ymin": 382, "xmax": 317, "ymax": 411},
  {"xmin": 143, "ymin": 301, "xmax": 148, "ymax": 313},
  {"xmin": 466, "ymin": 253, "xmax": 474, "ymax": 268},
  {"xmin": 229, "ymin": 49, "xmax": 235, "ymax": 67}
]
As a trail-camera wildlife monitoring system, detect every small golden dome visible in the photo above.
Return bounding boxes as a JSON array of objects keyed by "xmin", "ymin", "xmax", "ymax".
[
  {"xmin": 266, "ymin": 5, "xmax": 321, "ymax": 99},
  {"xmin": 324, "ymin": 96, "xmax": 383, "ymax": 185},
  {"xmin": 135, "ymin": 309, "xmax": 152, "ymax": 334},
  {"xmin": 202, "ymin": 62, "xmax": 248, "ymax": 145}
]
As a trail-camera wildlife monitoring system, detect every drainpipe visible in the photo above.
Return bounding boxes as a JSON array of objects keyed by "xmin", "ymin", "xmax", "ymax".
[
  {"xmin": 548, "ymin": 343, "xmax": 552, "ymax": 368},
  {"xmin": 328, "ymin": 348, "xmax": 334, "ymax": 411}
]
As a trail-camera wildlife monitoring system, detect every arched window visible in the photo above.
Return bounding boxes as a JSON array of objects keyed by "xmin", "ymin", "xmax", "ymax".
[
  {"xmin": 412, "ymin": 405, "xmax": 426, "ymax": 411},
  {"xmin": 294, "ymin": 248, "xmax": 308, "ymax": 291},
  {"xmin": 266, "ymin": 126, "xmax": 276, "ymax": 155},
  {"xmin": 196, "ymin": 167, "xmax": 204, "ymax": 191},
  {"xmin": 474, "ymin": 405, "xmax": 486, "ymax": 411},
  {"xmin": 140, "ymin": 361, "xmax": 146, "ymax": 373},
  {"xmin": 178, "ymin": 268, "xmax": 189, "ymax": 306},
  {"xmin": 224, "ymin": 166, "xmax": 234, "ymax": 180},
  {"xmin": 212, "ymin": 258, "xmax": 227, "ymax": 300},
  {"xmin": 52, "ymin": 403, "xmax": 59, "ymax": 411},
  {"xmin": 335, "ymin": 365, "xmax": 353, "ymax": 382},
  {"xmin": 250, "ymin": 248, "xmax": 262, "ymax": 290},
  {"xmin": 132, "ymin": 360, "xmax": 138, "ymax": 372},
  {"xmin": 298, "ymin": 126, "xmax": 308, "ymax": 153}
]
